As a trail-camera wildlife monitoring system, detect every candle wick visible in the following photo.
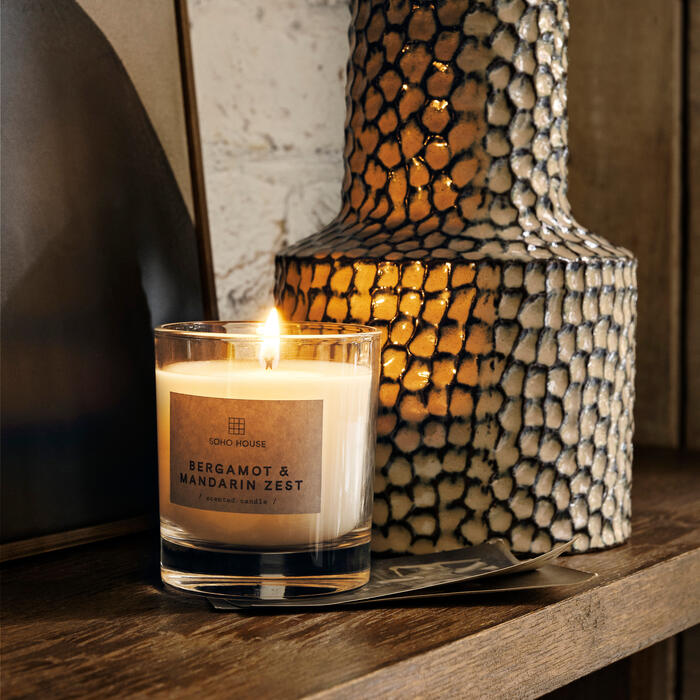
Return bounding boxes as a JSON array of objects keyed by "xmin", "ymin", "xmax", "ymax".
[{"xmin": 265, "ymin": 358, "xmax": 274, "ymax": 370}]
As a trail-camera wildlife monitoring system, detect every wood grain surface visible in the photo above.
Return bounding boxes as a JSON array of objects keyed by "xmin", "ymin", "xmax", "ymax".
[
  {"xmin": 1, "ymin": 449, "xmax": 698, "ymax": 700},
  {"xmin": 0, "ymin": 516, "xmax": 151, "ymax": 564},
  {"xmin": 568, "ymin": 0, "xmax": 683, "ymax": 447},
  {"xmin": 686, "ymin": 0, "xmax": 700, "ymax": 451}
]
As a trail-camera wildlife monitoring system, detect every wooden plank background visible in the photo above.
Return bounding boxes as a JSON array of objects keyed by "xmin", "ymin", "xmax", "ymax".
[
  {"xmin": 568, "ymin": 0, "xmax": 684, "ymax": 449},
  {"xmin": 686, "ymin": 0, "xmax": 700, "ymax": 451},
  {"xmin": 568, "ymin": 3, "xmax": 699, "ymax": 693}
]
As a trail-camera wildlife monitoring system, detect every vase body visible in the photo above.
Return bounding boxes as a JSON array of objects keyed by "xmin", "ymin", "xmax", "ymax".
[{"xmin": 275, "ymin": 0, "xmax": 637, "ymax": 554}]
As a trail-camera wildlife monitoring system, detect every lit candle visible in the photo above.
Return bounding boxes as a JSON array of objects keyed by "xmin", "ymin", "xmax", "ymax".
[{"xmin": 155, "ymin": 311, "xmax": 378, "ymax": 550}]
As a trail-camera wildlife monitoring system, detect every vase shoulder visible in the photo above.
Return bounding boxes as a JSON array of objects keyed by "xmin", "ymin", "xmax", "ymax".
[{"xmin": 279, "ymin": 217, "xmax": 636, "ymax": 264}]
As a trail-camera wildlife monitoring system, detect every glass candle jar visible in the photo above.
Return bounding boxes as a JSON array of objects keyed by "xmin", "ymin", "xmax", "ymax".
[{"xmin": 154, "ymin": 316, "xmax": 380, "ymax": 599}]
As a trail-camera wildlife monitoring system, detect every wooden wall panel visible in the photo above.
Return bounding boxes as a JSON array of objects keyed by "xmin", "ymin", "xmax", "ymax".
[
  {"xmin": 686, "ymin": 0, "xmax": 700, "ymax": 451},
  {"xmin": 544, "ymin": 638, "xmax": 677, "ymax": 700},
  {"xmin": 568, "ymin": 0, "xmax": 683, "ymax": 447},
  {"xmin": 680, "ymin": 626, "xmax": 700, "ymax": 700}
]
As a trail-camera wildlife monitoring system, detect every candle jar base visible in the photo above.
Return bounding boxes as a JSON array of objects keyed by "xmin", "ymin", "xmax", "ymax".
[{"xmin": 160, "ymin": 533, "xmax": 371, "ymax": 599}]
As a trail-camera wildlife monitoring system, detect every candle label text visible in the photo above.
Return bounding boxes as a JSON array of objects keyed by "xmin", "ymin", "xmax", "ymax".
[{"xmin": 169, "ymin": 393, "xmax": 323, "ymax": 514}]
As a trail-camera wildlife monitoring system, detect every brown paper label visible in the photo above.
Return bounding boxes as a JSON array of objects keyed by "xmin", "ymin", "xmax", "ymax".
[{"xmin": 169, "ymin": 392, "xmax": 323, "ymax": 514}]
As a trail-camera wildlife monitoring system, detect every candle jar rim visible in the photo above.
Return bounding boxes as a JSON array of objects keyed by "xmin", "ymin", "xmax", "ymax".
[{"xmin": 154, "ymin": 320, "xmax": 382, "ymax": 341}]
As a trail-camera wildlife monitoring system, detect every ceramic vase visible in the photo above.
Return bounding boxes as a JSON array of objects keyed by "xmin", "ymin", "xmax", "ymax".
[{"xmin": 275, "ymin": 0, "xmax": 637, "ymax": 555}]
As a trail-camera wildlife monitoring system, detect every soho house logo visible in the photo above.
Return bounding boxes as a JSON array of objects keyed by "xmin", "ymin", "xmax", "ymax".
[
  {"xmin": 228, "ymin": 417, "xmax": 245, "ymax": 435},
  {"xmin": 210, "ymin": 417, "xmax": 265, "ymax": 448}
]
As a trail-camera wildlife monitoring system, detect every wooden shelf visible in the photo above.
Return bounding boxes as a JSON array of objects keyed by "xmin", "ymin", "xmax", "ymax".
[{"xmin": 1, "ymin": 448, "xmax": 698, "ymax": 699}]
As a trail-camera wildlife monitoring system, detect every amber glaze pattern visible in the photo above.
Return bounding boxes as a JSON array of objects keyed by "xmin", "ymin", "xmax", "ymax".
[{"xmin": 275, "ymin": 0, "xmax": 637, "ymax": 554}]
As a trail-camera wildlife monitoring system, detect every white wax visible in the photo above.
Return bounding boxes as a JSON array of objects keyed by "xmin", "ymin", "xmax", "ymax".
[{"xmin": 156, "ymin": 359, "xmax": 373, "ymax": 547}]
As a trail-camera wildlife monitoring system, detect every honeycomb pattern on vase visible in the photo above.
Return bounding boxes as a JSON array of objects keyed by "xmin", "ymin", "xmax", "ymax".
[{"xmin": 275, "ymin": 0, "xmax": 637, "ymax": 555}]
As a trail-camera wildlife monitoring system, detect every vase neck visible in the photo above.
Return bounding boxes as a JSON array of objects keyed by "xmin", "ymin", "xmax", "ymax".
[{"xmin": 338, "ymin": 0, "xmax": 571, "ymax": 237}]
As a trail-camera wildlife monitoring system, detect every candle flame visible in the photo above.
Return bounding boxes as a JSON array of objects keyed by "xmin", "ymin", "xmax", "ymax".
[{"xmin": 259, "ymin": 308, "xmax": 281, "ymax": 370}]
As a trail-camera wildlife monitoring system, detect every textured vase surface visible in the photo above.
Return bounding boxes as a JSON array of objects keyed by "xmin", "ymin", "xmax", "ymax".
[{"xmin": 275, "ymin": 0, "xmax": 637, "ymax": 555}]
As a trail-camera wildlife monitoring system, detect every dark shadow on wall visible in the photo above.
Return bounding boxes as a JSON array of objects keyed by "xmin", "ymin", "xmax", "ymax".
[{"xmin": 1, "ymin": 0, "xmax": 205, "ymax": 542}]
